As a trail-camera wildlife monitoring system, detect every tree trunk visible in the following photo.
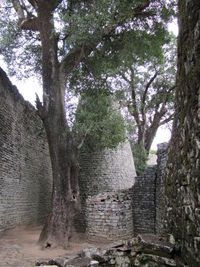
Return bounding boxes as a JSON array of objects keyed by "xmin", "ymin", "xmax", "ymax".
[
  {"xmin": 164, "ymin": 1, "xmax": 200, "ymax": 265},
  {"xmin": 36, "ymin": 6, "xmax": 80, "ymax": 248},
  {"xmin": 144, "ymin": 122, "xmax": 160, "ymax": 152},
  {"xmin": 137, "ymin": 123, "xmax": 158, "ymax": 153}
]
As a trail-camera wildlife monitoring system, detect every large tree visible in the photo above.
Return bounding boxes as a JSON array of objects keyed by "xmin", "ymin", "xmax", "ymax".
[
  {"xmin": 0, "ymin": 0, "xmax": 175, "ymax": 247},
  {"xmin": 69, "ymin": 26, "xmax": 177, "ymax": 154},
  {"xmin": 113, "ymin": 36, "xmax": 176, "ymax": 152}
]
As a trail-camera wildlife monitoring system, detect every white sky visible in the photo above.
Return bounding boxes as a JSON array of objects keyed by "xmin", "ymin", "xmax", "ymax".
[{"xmin": 0, "ymin": 20, "xmax": 178, "ymax": 151}]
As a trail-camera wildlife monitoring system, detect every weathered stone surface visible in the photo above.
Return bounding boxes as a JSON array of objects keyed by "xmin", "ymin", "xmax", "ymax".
[
  {"xmin": 0, "ymin": 67, "xmax": 52, "ymax": 233},
  {"xmin": 136, "ymin": 234, "xmax": 174, "ymax": 257},
  {"xmin": 64, "ymin": 256, "xmax": 91, "ymax": 267},
  {"xmin": 163, "ymin": 1, "xmax": 200, "ymax": 265},
  {"xmin": 76, "ymin": 141, "xmax": 136, "ymax": 232},
  {"xmin": 86, "ymin": 190, "xmax": 133, "ymax": 241},
  {"xmin": 132, "ymin": 166, "xmax": 157, "ymax": 235},
  {"xmin": 37, "ymin": 235, "xmax": 178, "ymax": 267},
  {"xmin": 156, "ymin": 143, "xmax": 168, "ymax": 235},
  {"xmin": 133, "ymin": 254, "xmax": 176, "ymax": 267},
  {"xmin": 35, "ymin": 259, "xmax": 55, "ymax": 266}
]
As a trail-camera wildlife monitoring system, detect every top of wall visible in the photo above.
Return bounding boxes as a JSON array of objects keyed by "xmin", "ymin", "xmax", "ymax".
[{"xmin": 0, "ymin": 67, "xmax": 36, "ymax": 113}]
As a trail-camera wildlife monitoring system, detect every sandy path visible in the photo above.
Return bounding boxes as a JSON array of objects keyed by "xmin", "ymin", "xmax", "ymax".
[{"xmin": 0, "ymin": 226, "xmax": 94, "ymax": 267}]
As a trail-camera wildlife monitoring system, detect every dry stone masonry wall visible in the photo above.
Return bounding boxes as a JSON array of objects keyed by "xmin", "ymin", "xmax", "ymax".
[
  {"xmin": 79, "ymin": 141, "xmax": 136, "ymax": 198},
  {"xmin": 76, "ymin": 141, "xmax": 136, "ymax": 232},
  {"xmin": 0, "ymin": 65, "xmax": 171, "ymax": 248},
  {"xmin": 86, "ymin": 190, "xmax": 133, "ymax": 241},
  {"xmin": 155, "ymin": 143, "xmax": 168, "ymax": 235},
  {"xmin": 0, "ymin": 68, "xmax": 52, "ymax": 233},
  {"xmin": 132, "ymin": 166, "xmax": 157, "ymax": 235},
  {"xmin": 163, "ymin": 2, "xmax": 200, "ymax": 265},
  {"xmin": 83, "ymin": 144, "xmax": 168, "ymax": 240}
]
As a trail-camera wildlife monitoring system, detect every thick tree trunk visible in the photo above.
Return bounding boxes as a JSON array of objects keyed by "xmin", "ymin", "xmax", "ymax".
[
  {"xmin": 144, "ymin": 122, "xmax": 160, "ymax": 152},
  {"xmin": 164, "ymin": 1, "xmax": 200, "ymax": 265},
  {"xmin": 39, "ymin": 118, "xmax": 80, "ymax": 248},
  {"xmin": 36, "ymin": 6, "xmax": 80, "ymax": 248},
  {"xmin": 137, "ymin": 124, "xmax": 158, "ymax": 153}
]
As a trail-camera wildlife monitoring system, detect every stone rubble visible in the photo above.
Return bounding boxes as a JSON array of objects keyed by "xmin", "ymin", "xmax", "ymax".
[{"xmin": 35, "ymin": 234, "xmax": 185, "ymax": 267}]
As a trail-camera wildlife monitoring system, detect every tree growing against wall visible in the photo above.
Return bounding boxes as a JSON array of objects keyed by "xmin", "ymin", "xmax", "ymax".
[{"xmin": 0, "ymin": 0, "xmax": 175, "ymax": 247}]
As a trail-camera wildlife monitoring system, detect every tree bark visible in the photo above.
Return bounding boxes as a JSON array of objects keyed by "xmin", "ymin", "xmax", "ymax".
[{"xmin": 36, "ymin": 6, "xmax": 80, "ymax": 248}]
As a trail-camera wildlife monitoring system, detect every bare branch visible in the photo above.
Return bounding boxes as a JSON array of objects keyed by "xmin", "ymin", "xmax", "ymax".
[
  {"xmin": 12, "ymin": 0, "xmax": 25, "ymax": 21},
  {"xmin": 140, "ymin": 71, "xmax": 158, "ymax": 125},
  {"xmin": 120, "ymin": 72, "xmax": 131, "ymax": 83},
  {"xmin": 77, "ymin": 126, "xmax": 92, "ymax": 150},
  {"xmin": 159, "ymin": 114, "xmax": 174, "ymax": 126}
]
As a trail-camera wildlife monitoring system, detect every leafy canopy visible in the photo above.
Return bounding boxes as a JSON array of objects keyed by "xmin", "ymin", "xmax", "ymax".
[{"xmin": 0, "ymin": 0, "xmax": 176, "ymax": 80}]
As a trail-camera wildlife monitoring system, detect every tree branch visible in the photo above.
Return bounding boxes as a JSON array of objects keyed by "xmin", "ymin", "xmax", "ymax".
[
  {"xmin": 77, "ymin": 126, "xmax": 92, "ymax": 150},
  {"xmin": 21, "ymin": 17, "xmax": 39, "ymax": 31},
  {"xmin": 120, "ymin": 72, "xmax": 131, "ymax": 83},
  {"xmin": 133, "ymin": 1, "xmax": 150, "ymax": 14},
  {"xmin": 141, "ymin": 71, "xmax": 158, "ymax": 125},
  {"xmin": 59, "ymin": 44, "xmax": 85, "ymax": 81},
  {"xmin": 37, "ymin": 0, "xmax": 63, "ymax": 11},
  {"xmin": 159, "ymin": 113, "xmax": 174, "ymax": 126},
  {"xmin": 12, "ymin": 0, "xmax": 39, "ymax": 31},
  {"xmin": 27, "ymin": 0, "xmax": 38, "ymax": 9},
  {"xmin": 12, "ymin": 0, "xmax": 25, "ymax": 21}
]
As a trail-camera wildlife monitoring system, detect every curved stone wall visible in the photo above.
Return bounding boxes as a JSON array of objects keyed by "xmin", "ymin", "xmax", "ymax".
[
  {"xmin": 75, "ymin": 141, "xmax": 136, "ymax": 232},
  {"xmin": 86, "ymin": 190, "xmax": 133, "ymax": 241},
  {"xmin": 79, "ymin": 141, "xmax": 136, "ymax": 198}
]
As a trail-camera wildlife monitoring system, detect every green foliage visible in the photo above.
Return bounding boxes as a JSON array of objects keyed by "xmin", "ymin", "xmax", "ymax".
[
  {"xmin": 149, "ymin": 149, "xmax": 157, "ymax": 155},
  {"xmin": 0, "ymin": 3, "xmax": 41, "ymax": 78},
  {"xmin": 0, "ymin": 0, "xmax": 176, "ymax": 80},
  {"xmin": 131, "ymin": 143, "xmax": 148, "ymax": 176},
  {"xmin": 113, "ymin": 34, "xmax": 177, "ymax": 151},
  {"xmin": 73, "ymin": 90, "xmax": 126, "ymax": 151}
]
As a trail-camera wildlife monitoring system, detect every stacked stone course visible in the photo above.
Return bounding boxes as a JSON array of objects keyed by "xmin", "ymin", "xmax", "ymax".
[
  {"xmin": 132, "ymin": 166, "xmax": 157, "ymax": 235},
  {"xmin": 76, "ymin": 141, "xmax": 137, "ymax": 232},
  {"xmin": 0, "ymin": 67, "xmax": 52, "ymax": 233},
  {"xmin": 0, "ymin": 66, "xmax": 169, "ymax": 244},
  {"xmin": 86, "ymin": 190, "xmax": 133, "ymax": 241},
  {"xmin": 155, "ymin": 143, "xmax": 168, "ymax": 235}
]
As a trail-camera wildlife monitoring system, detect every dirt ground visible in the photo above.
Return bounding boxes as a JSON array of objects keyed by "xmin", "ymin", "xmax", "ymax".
[{"xmin": 0, "ymin": 226, "xmax": 98, "ymax": 267}]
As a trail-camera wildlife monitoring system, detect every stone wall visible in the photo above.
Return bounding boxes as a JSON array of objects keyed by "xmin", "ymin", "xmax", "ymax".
[
  {"xmin": 86, "ymin": 190, "xmax": 133, "ymax": 241},
  {"xmin": 0, "ymin": 67, "xmax": 52, "ymax": 233},
  {"xmin": 163, "ymin": 2, "xmax": 200, "ymax": 265},
  {"xmin": 76, "ymin": 141, "xmax": 136, "ymax": 232},
  {"xmin": 155, "ymin": 143, "xmax": 168, "ymax": 235},
  {"xmin": 132, "ymin": 166, "xmax": 157, "ymax": 235},
  {"xmin": 79, "ymin": 141, "xmax": 136, "ymax": 198}
]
